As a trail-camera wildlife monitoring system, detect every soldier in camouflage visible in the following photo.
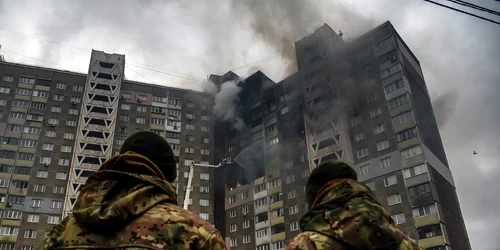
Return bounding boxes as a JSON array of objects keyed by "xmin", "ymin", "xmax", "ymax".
[
  {"xmin": 285, "ymin": 160, "xmax": 423, "ymax": 250},
  {"xmin": 39, "ymin": 131, "xmax": 226, "ymax": 250}
]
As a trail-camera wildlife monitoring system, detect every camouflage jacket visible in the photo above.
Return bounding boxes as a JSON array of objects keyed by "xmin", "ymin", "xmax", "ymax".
[
  {"xmin": 39, "ymin": 152, "xmax": 226, "ymax": 250},
  {"xmin": 285, "ymin": 179, "xmax": 423, "ymax": 250}
]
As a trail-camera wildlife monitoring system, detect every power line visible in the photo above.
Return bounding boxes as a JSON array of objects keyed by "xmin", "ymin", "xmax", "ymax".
[
  {"xmin": 228, "ymin": 54, "xmax": 283, "ymax": 72},
  {"xmin": 0, "ymin": 27, "xmax": 204, "ymax": 81},
  {"xmin": 0, "ymin": 49, "xmax": 84, "ymax": 72},
  {"xmin": 423, "ymin": 0, "xmax": 500, "ymax": 25},
  {"xmin": 126, "ymin": 63, "xmax": 203, "ymax": 82},
  {"xmin": 446, "ymin": 0, "xmax": 500, "ymax": 16},
  {"xmin": 125, "ymin": 65, "xmax": 156, "ymax": 84}
]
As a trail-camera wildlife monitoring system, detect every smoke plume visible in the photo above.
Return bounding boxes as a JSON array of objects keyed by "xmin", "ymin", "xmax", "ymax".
[
  {"xmin": 431, "ymin": 89, "xmax": 459, "ymax": 129},
  {"xmin": 212, "ymin": 80, "xmax": 246, "ymax": 131}
]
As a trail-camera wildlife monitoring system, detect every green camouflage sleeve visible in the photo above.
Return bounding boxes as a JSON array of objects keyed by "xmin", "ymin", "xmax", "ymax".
[{"xmin": 200, "ymin": 230, "xmax": 227, "ymax": 250}]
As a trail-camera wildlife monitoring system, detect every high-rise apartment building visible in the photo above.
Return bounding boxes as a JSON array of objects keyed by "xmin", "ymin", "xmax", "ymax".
[
  {"xmin": 214, "ymin": 22, "xmax": 470, "ymax": 250},
  {"xmin": 0, "ymin": 50, "xmax": 216, "ymax": 250}
]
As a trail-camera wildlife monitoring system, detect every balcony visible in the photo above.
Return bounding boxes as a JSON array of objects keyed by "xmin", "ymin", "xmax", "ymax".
[
  {"xmin": 398, "ymin": 137, "xmax": 421, "ymax": 150},
  {"xmin": 18, "ymin": 83, "xmax": 34, "ymax": 89},
  {"xmin": 389, "ymin": 102, "xmax": 412, "ymax": 118},
  {"xmin": 15, "ymin": 160, "xmax": 34, "ymax": 167},
  {"xmin": 11, "ymin": 174, "xmax": 29, "ymax": 182},
  {"xmin": 415, "ymin": 214, "xmax": 440, "ymax": 228},
  {"xmin": 0, "ymin": 159, "xmax": 15, "ymax": 166},
  {"xmin": 150, "ymin": 124, "xmax": 164, "ymax": 131},
  {"xmin": 2, "ymin": 219, "xmax": 20, "ymax": 227},
  {"xmin": 255, "ymin": 220, "xmax": 270, "ymax": 230},
  {"xmin": 270, "ymin": 216, "xmax": 284, "ymax": 226},
  {"xmin": 31, "ymin": 96, "xmax": 48, "ymax": 103},
  {"xmin": 269, "ymin": 200, "xmax": 283, "ymax": 210},
  {"xmin": 9, "ymin": 188, "xmax": 27, "ymax": 196},
  {"xmin": 271, "ymin": 232, "xmax": 286, "ymax": 242},
  {"xmin": 34, "ymin": 84, "xmax": 50, "ymax": 91},
  {"xmin": 0, "ymin": 235, "xmax": 17, "ymax": 243},
  {"xmin": 419, "ymin": 235, "xmax": 446, "ymax": 249},
  {"xmin": 0, "ymin": 145, "xmax": 17, "ymax": 151},
  {"xmin": 268, "ymin": 185, "xmax": 282, "ymax": 195},
  {"xmin": 402, "ymin": 154, "xmax": 425, "ymax": 168},
  {"xmin": 7, "ymin": 118, "xmax": 25, "ymax": 125},
  {"xmin": 18, "ymin": 146, "xmax": 36, "ymax": 154},
  {"xmin": 393, "ymin": 119, "xmax": 416, "ymax": 133},
  {"xmin": 10, "ymin": 106, "xmax": 28, "ymax": 113},
  {"xmin": 22, "ymin": 133, "xmax": 39, "ymax": 141},
  {"xmin": 14, "ymin": 94, "xmax": 30, "ymax": 101}
]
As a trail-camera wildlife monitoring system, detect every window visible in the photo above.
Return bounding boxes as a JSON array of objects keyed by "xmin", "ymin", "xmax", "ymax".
[
  {"xmin": 255, "ymin": 183, "xmax": 266, "ymax": 193},
  {"xmin": 408, "ymin": 183, "xmax": 432, "ymax": 198},
  {"xmin": 27, "ymin": 214, "xmax": 39, "ymax": 223},
  {"xmin": 201, "ymin": 115, "xmax": 210, "ymax": 121},
  {"xmin": 53, "ymin": 186, "xmax": 65, "ymax": 194},
  {"xmin": 184, "ymin": 147, "xmax": 194, "ymax": 154},
  {"xmin": 19, "ymin": 76, "xmax": 35, "ymax": 84},
  {"xmin": 290, "ymin": 221, "xmax": 300, "ymax": 231},
  {"xmin": 47, "ymin": 216, "xmax": 60, "ymax": 224},
  {"xmin": 53, "ymin": 94, "xmax": 64, "ymax": 101},
  {"xmin": 241, "ymin": 220, "xmax": 250, "ymax": 229},
  {"xmin": 417, "ymin": 224, "xmax": 443, "ymax": 239},
  {"xmin": 6, "ymin": 124, "xmax": 21, "ymax": 132},
  {"xmin": 350, "ymin": 116, "xmax": 362, "ymax": 127},
  {"xmin": 384, "ymin": 175, "xmax": 398, "ymax": 186},
  {"xmin": 63, "ymin": 132, "xmax": 75, "ymax": 140},
  {"xmin": 186, "ymin": 113, "xmax": 195, "ymax": 120},
  {"xmin": 19, "ymin": 139, "xmax": 37, "ymax": 148},
  {"xmin": 121, "ymin": 104, "xmax": 131, "ymax": 110},
  {"xmin": 403, "ymin": 163, "xmax": 428, "ymax": 179},
  {"xmin": 387, "ymin": 194, "xmax": 402, "ymax": 206},
  {"xmin": 199, "ymin": 213, "xmax": 209, "ymax": 220},
  {"xmin": 268, "ymin": 137, "xmax": 279, "ymax": 146},
  {"xmin": 12, "ymin": 99, "xmax": 29, "ymax": 107},
  {"xmin": 15, "ymin": 88, "xmax": 31, "ymax": 96},
  {"xmin": 286, "ymin": 174, "xmax": 296, "ymax": 184},
  {"xmin": 396, "ymin": 127, "xmax": 418, "ymax": 142},
  {"xmin": 50, "ymin": 200, "xmax": 63, "ymax": 209},
  {"xmin": 392, "ymin": 110, "xmax": 414, "ymax": 125},
  {"xmin": 185, "ymin": 124, "xmax": 195, "ymax": 130},
  {"xmin": 70, "ymin": 97, "xmax": 81, "ymax": 103},
  {"xmin": 289, "ymin": 205, "xmax": 299, "ymax": 215},
  {"xmin": 391, "ymin": 213, "xmax": 406, "ymax": 224},
  {"xmin": 47, "ymin": 119, "xmax": 59, "ymax": 126},
  {"xmin": 369, "ymin": 107, "xmax": 383, "ymax": 118},
  {"xmin": 199, "ymin": 186, "xmax": 210, "ymax": 193},
  {"xmin": 37, "ymin": 170, "xmax": 48, "ymax": 178},
  {"xmin": 230, "ymin": 238, "xmax": 237, "ymax": 247},
  {"xmin": 228, "ymin": 196, "xmax": 236, "ymax": 204},
  {"xmin": 388, "ymin": 94, "xmax": 410, "ymax": 109},
  {"xmin": 384, "ymin": 79, "xmax": 405, "ymax": 94},
  {"xmin": 229, "ymin": 209, "xmax": 237, "ymax": 218},
  {"xmin": 381, "ymin": 63, "xmax": 402, "ymax": 79},
  {"xmin": 30, "ymin": 101, "xmax": 46, "ymax": 110},
  {"xmin": 152, "ymin": 95, "xmax": 166, "ymax": 103},
  {"xmin": 201, "ymin": 104, "xmax": 209, "ymax": 110},
  {"xmin": 356, "ymin": 148, "xmax": 369, "ymax": 159},
  {"xmin": 43, "ymin": 144, "xmax": 54, "ymax": 151},
  {"xmin": 2, "ymin": 211, "xmax": 21, "ymax": 220},
  {"xmin": 401, "ymin": 145, "xmax": 423, "ymax": 160},
  {"xmin": 200, "ymin": 126, "xmax": 209, "ymax": 132},
  {"xmin": 380, "ymin": 157, "xmax": 391, "ymax": 168},
  {"xmin": 166, "ymin": 132, "xmax": 181, "ymax": 139},
  {"xmin": 24, "ymin": 229, "xmax": 37, "ymax": 239},
  {"xmin": 65, "ymin": 120, "xmax": 77, "ymax": 127},
  {"xmin": 359, "ymin": 164, "xmax": 371, "ymax": 175},
  {"xmin": 0, "ymin": 100, "xmax": 6, "ymax": 106},
  {"xmin": 0, "ymin": 227, "xmax": 19, "ymax": 236},
  {"xmin": 136, "ymin": 117, "xmax": 146, "ymax": 124},
  {"xmin": 243, "ymin": 235, "xmax": 251, "ymax": 244},
  {"xmin": 230, "ymin": 224, "xmax": 237, "ymax": 232},
  {"xmin": 33, "ymin": 184, "xmax": 46, "ymax": 193},
  {"xmin": 169, "ymin": 98, "xmax": 182, "ymax": 106},
  {"xmin": 32, "ymin": 90, "xmax": 49, "ymax": 98},
  {"xmin": 198, "ymin": 172, "xmax": 210, "ymax": 180},
  {"xmin": 58, "ymin": 158, "xmax": 70, "ymax": 166},
  {"xmin": 241, "ymin": 205, "xmax": 249, "ymax": 215},
  {"xmin": 200, "ymin": 149, "xmax": 210, "ymax": 155},
  {"xmin": 68, "ymin": 108, "xmax": 79, "ymax": 115},
  {"xmin": 61, "ymin": 145, "xmax": 72, "ymax": 153},
  {"xmin": 367, "ymin": 92, "xmax": 380, "ymax": 103},
  {"xmin": 31, "ymin": 199, "xmax": 42, "ymax": 208},
  {"xmin": 241, "ymin": 191, "xmax": 248, "ymax": 199},
  {"xmin": 18, "ymin": 152, "xmax": 34, "ymax": 161},
  {"xmin": 199, "ymin": 199, "xmax": 209, "ymax": 207},
  {"xmin": 136, "ymin": 105, "xmax": 147, "ymax": 112},
  {"xmin": 301, "ymin": 169, "xmax": 310, "ymax": 178},
  {"xmin": 256, "ymin": 228, "xmax": 268, "ymax": 238},
  {"xmin": 377, "ymin": 140, "xmax": 390, "ymax": 151},
  {"xmin": 287, "ymin": 189, "xmax": 297, "ymax": 199},
  {"xmin": 2, "ymin": 76, "xmax": 14, "ymax": 82},
  {"xmin": 55, "ymin": 83, "xmax": 66, "ymax": 89},
  {"xmin": 353, "ymin": 131, "xmax": 365, "ymax": 142},
  {"xmin": 56, "ymin": 172, "xmax": 68, "ymax": 180},
  {"xmin": 119, "ymin": 115, "xmax": 129, "ymax": 122},
  {"xmin": 255, "ymin": 197, "xmax": 267, "ymax": 207},
  {"xmin": 8, "ymin": 112, "xmax": 25, "ymax": 120},
  {"xmin": 268, "ymin": 178, "xmax": 281, "ymax": 188},
  {"xmin": 365, "ymin": 182, "xmax": 375, "ymax": 191},
  {"xmin": 0, "ymin": 87, "xmax": 10, "ymax": 94},
  {"xmin": 412, "ymin": 203, "xmax": 437, "ymax": 218}
]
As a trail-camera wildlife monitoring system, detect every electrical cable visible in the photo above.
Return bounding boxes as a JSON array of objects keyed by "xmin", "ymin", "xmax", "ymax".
[
  {"xmin": 422, "ymin": 0, "xmax": 500, "ymax": 25},
  {"xmin": 446, "ymin": 0, "xmax": 500, "ymax": 16},
  {"xmin": 0, "ymin": 49, "xmax": 84, "ymax": 72}
]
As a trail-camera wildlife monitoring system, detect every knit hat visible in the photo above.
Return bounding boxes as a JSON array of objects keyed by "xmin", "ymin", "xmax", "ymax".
[
  {"xmin": 120, "ymin": 131, "xmax": 177, "ymax": 182},
  {"xmin": 305, "ymin": 160, "xmax": 358, "ymax": 205}
]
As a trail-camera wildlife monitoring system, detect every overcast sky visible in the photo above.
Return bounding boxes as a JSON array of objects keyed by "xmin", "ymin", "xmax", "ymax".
[{"xmin": 1, "ymin": 0, "xmax": 499, "ymax": 249}]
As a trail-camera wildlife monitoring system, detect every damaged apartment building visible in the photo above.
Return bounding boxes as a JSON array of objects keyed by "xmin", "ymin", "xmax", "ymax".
[
  {"xmin": 210, "ymin": 21, "xmax": 470, "ymax": 250},
  {"xmin": 0, "ymin": 21, "xmax": 470, "ymax": 250}
]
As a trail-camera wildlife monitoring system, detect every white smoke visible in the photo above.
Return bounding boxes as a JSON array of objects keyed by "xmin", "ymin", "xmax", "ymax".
[{"xmin": 213, "ymin": 80, "xmax": 247, "ymax": 131}]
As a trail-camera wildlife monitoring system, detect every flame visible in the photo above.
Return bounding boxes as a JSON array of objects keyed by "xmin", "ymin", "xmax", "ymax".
[{"xmin": 229, "ymin": 188, "xmax": 234, "ymax": 191}]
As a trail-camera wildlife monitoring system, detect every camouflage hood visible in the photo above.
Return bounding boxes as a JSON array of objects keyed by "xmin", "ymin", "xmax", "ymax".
[
  {"xmin": 72, "ymin": 152, "xmax": 178, "ymax": 234},
  {"xmin": 300, "ymin": 179, "xmax": 410, "ymax": 249}
]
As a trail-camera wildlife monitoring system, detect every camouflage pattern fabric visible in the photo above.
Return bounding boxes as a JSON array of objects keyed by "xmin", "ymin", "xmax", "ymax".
[
  {"xmin": 285, "ymin": 179, "xmax": 423, "ymax": 250},
  {"xmin": 39, "ymin": 152, "xmax": 226, "ymax": 250}
]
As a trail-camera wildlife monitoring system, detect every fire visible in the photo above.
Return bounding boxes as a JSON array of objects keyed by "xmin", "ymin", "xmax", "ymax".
[{"xmin": 229, "ymin": 188, "xmax": 234, "ymax": 191}]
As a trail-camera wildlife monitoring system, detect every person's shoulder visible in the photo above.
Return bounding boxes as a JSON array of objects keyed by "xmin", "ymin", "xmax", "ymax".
[
  {"xmin": 285, "ymin": 231, "xmax": 346, "ymax": 250},
  {"xmin": 145, "ymin": 203, "xmax": 217, "ymax": 231}
]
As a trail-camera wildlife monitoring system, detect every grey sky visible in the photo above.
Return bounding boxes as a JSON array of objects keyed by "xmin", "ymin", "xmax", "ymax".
[{"xmin": 1, "ymin": 0, "xmax": 499, "ymax": 249}]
